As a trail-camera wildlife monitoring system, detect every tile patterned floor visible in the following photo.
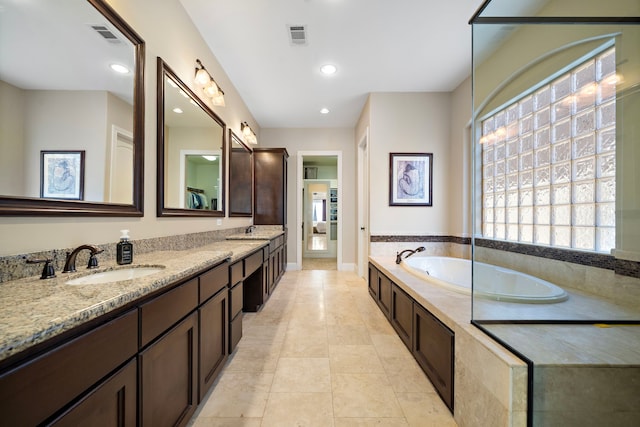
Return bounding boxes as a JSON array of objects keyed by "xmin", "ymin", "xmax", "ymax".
[{"xmin": 189, "ymin": 270, "xmax": 457, "ymax": 427}]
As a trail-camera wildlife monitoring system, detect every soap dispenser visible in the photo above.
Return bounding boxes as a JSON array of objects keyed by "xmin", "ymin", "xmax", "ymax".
[{"xmin": 117, "ymin": 229, "xmax": 133, "ymax": 265}]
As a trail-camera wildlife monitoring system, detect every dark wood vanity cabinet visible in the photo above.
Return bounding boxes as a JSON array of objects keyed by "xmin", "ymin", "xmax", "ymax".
[
  {"xmin": 413, "ymin": 302, "xmax": 454, "ymax": 411},
  {"xmin": 140, "ymin": 312, "xmax": 198, "ymax": 427},
  {"xmin": 368, "ymin": 263, "xmax": 379, "ymax": 299},
  {"xmin": 377, "ymin": 272, "xmax": 393, "ymax": 319},
  {"xmin": 268, "ymin": 233, "xmax": 286, "ymax": 292},
  {"xmin": 391, "ymin": 283, "xmax": 413, "ymax": 350},
  {"xmin": 0, "ymin": 260, "xmax": 231, "ymax": 427},
  {"xmin": 0, "ymin": 309, "xmax": 138, "ymax": 426},
  {"xmin": 50, "ymin": 359, "xmax": 137, "ymax": 427},
  {"xmin": 368, "ymin": 262, "xmax": 454, "ymax": 412},
  {"xmin": 253, "ymin": 148, "xmax": 288, "ymax": 226}
]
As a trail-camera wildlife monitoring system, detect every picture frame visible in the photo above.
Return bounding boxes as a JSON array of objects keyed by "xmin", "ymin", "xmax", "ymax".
[
  {"xmin": 40, "ymin": 150, "xmax": 85, "ymax": 200},
  {"xmin": 389, "ymin": 152, "xmax": 433, "ymax": 206}
]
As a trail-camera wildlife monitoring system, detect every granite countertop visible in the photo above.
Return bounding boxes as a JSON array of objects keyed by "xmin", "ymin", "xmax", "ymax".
[
  {"xmin": 226, "ymin": 230, "xmax": 284, "ymax": 241},
  {"xmin": 0, "ymin": 240, "xmax": 270, "ymax": 363},
  {"xmin": 370, "ymin": 256, "xmax": 640, "ymax": 366}
]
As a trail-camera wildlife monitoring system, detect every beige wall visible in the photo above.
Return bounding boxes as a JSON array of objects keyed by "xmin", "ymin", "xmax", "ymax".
[
  {"xmin": 449, "ymin": 77, "xmax": 472, "ymax": 237},
  {"xmin": 0, "ymin": 80, "xmax": 26, "ymax": 196},
  {"xmin": 260, "ymin": 128, "xmax": 357, "ymax": 266},
  {"xmin": 368, "ymin": 92, "xmax": 452, "ymax": 236},
  {"xmin": 0, "ymin": 0, "xmax": 256, "ymax": 256}
]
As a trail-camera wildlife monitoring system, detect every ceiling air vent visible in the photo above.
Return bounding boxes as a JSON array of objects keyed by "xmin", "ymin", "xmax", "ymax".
[
  {"xmin": 288, "ymin": 25, "xmax": 308, "ymax": 46},
  {"xmin": 89, "ymin": 24, "xmax": 122, "ymax": 44}
]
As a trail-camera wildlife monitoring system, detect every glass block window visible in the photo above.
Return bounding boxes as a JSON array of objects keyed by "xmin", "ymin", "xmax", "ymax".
[{"xmin": 480, "ymin": 47, "xmax": 616, "ymax": 253}]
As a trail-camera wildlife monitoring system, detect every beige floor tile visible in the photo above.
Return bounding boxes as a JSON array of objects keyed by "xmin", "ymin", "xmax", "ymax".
[
  {"xmin": 261, "ymin": 392, "xmax": 334, "ymax": 427},
  {"xmin": 396, "ymin": 392, "xmax": 457, "ymax": 427},
  {"xmin": 189, "ymin": 270, "xmax": 457, "ymax": 427},
  {"xmin": 271, "ymin": 357, "xmax": 331, "ymax": 392},
  {"xmin": 380, "ymin": 356, "xmax": 437, "ymax": 393},
  {"xmin": 370, "ymin": 333, "xmax": 413, "ymax": 358},
  {"xmin": 328, "ymin": 324, "xmax": 372, "ymax": 345},
  {"xmin": 225, "ymin": 344, "xmax": 281, "ymax": 373},
  {"xmin": 329, "ymin": 344, "xmax": 385, "ymax": 373},
  {"xmin": 189, "ymin": 417, "xmax": 262, "ymax": 427},
  {"xmin": 334, "ymin": 418, "xmax": 409, "ymax": 427},
  {"xmin": 280, "ymin": 333, "xmax": 330, "ymax": 358},
  {"xmin": 332, "ymin": 373, "xmax": 404, "ymax": 418},
  {"xmin": 197, "ymin": 388, "xmax": 269, "ymax": 418}
]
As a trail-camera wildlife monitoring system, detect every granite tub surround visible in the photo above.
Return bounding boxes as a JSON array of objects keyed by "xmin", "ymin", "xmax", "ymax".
[
  {"xmin": 0, "ymin": 249, "xmax": 231, "ymax": 363},
  {"xmin": 369, "ymin": 256, "xmax": 528, "ymax": 427}
]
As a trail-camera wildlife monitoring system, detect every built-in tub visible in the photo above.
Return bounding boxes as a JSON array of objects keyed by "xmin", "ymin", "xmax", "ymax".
[{"xmin": 401, "ymin": 256, "xmax": 568, "ymax": 304}]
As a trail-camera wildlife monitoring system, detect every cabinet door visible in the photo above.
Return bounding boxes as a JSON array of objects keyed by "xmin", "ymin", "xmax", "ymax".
[
  {"xmin": 50, "ymin": 359, "xmax": 137, "ymax": 427},
  {"xmin": 253, "ymin": 148, "xmax": 288, "ymax": 225},
  {"xmin": 377, "ymin": 273, "xmax": 392, "ymax": 319},
  {"xmin": 413, "ymin": 303, "xmax": 454, "ymax": 411},
  {"xmin": 199, "ymin": 289, "xmax": 228, "ymax": 402},
  {"xmin": 0, "ymin": 310, "xmax": 138, "ymax": 426},
  {"xmin": 368, "ymin": 263, "xmax": 379, "ymax": 299},
  {"xmin": 391, "ymin": 284, "xmax": 413, "ymax": 350},
  {"xmin": 140, "ymin": 312, "xmax": 198, "ymax": 427}
]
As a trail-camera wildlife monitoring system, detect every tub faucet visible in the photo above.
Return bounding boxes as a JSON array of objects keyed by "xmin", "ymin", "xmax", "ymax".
[
  {"xmin": 245, "ymin": 225, "xmax": 256, "ymax": 234},
  {"xmin": 63, "ymin": 244, "xmax": 104, "ymax": 273},
  {"xmin": 395, "ymin": 246, "xmax": 425, "ymax": 264}
]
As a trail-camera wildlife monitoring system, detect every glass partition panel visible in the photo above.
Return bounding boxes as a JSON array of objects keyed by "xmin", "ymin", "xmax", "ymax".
[{"xmin": 471, "ymin": 1, "xmax": 639, "ymax": 425}]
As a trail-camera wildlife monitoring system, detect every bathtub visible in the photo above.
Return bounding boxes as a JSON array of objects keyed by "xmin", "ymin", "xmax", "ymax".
[{"xmin": 401, "ymin": 256, "xmax": 568, "ymax": 304}]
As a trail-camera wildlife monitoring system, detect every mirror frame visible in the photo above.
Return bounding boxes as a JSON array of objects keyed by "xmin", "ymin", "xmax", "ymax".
[
  {"xmin": 228, "ymin": 130, "xmax": 253, "ymax": 217},
  {"xmin": 156, "ymin": 58, "xmax": 226, "ymax": 217},
  {"xmin": 0, "ymin": 0, "xmax": 145, "ymax": 216}
]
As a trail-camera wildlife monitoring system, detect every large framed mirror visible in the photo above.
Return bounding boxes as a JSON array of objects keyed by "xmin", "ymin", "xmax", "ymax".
[
  {"xmin": 0, "ymin": 0, "xmax": 145, "ymax": 216},
  {"xmin": 157, "ymin": 58, "xmax": 226, "ymax": 217},
  {"xmin": 228, "ymin": 130, "xmax": 253, "ymax": 217}
]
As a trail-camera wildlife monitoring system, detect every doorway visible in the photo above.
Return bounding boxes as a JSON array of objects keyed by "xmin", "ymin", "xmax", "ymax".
[
  {"xmin": 297, "ymin": 152, "xmax": 342, "ymax": 270},
  {"xmin": 357, "ymin": 129, "xmax": 370, "ymax": 279}
]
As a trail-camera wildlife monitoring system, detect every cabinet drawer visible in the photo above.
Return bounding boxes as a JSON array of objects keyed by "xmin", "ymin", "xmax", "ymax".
[
  {"xmin": 50, "ymin": 358, "xmax": 137, "ymax": 427},
  {"xmin": 244, "ymin": 250, "xmax": 263, "ymax": 277},
  {"xmin": 140, "ymin": 278, "xmax": 198, "ymax": 347},
  {"xmin": 0, "ymin": 309, "xmax": 138, "ymax": 426},
  {"xmin": 200, "ymin": 262, "xmax": 229, "ymax": 303},
  {"xmin": 230, "ymin": 261, "xmax": 243, "ymax": 286},
  {"xmin": 230, "ymin": 281, "xmax": 244, "ymax": 319}
]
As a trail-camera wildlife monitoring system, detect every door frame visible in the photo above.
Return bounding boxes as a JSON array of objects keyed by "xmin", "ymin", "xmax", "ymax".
[
  {"xmin": 357, "ymin": 128, "xmax": 370, "ymax": 279},
  {"xmin": 296, "ymin": 151, "xmax": 342, "ymax": 270}
]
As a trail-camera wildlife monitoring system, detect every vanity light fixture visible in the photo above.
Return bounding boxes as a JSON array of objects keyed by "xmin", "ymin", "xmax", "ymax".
[
  {"xmin": 241, "ymin": 121, "xmax": 258, "ymax": 145},
  {"xmin": 195, "ymin": 59, "xmax": 226, "ymax": 107}
]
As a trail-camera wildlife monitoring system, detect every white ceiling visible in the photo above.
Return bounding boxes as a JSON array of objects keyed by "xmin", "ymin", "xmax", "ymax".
[{"xmin": 180, "ymin": 0, "xmax": 487, "ymax": 129}]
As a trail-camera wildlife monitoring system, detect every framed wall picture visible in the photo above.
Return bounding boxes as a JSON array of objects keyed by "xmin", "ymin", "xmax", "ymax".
[
  {"xmin": 389, "ymin": 152, "xmax": 433, "ymax": 206},
  {"xmin": 40, "ymin": 150, "xmax": 85, "ymax": 200}
]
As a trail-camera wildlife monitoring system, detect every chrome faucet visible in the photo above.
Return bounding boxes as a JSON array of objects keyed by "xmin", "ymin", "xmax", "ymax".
[
  {"xmin": 63, "ymin": 245, "xmax": 104, "ymax": 273},
  {"xmin": 245, "ymin": 225, "xmax": 256, "ymax": 234},
  {"xmin": 395, "ymin": 246, "xmax": 425, "ymax": 264}
]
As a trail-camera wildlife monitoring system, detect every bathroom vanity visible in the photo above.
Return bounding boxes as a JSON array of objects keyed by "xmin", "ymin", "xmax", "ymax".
[{"xmin": 0, "ymin": 231, "xmax": 286, "ymax": 426}]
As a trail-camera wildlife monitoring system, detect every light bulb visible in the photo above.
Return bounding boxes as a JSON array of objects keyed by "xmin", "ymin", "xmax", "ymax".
[
  {"xmin": 204, "ymin": 81, "xmax": 219, "ymax": 97},
  {"xmin": 195, "ymin": 68, "xmax": 210, "ymax": 85}
]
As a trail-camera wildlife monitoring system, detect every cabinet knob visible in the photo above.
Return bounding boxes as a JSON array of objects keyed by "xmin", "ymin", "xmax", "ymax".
[{"xmin": 360, "ymin": 227, "xmax": 365, "ymax": 231}]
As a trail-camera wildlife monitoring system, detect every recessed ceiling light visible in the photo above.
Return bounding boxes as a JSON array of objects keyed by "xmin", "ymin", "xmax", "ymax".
[
  {"xmin": 320, "ymin": 108, "xmax": 330, "ymax": 114},
  {"xmin": 320, "ymin": 64, "xmax": 337, "ymax": 75},
  {"xmin": 202, "ymin": 155, "xmax": 217, "ymax": 161},
  {"xmin": 110, "ymin": 63, "xmax": 130, "ymax": 74},
  {"xmin": 173, "ymin": 108, "xmax": 183, "ymax": 114}
]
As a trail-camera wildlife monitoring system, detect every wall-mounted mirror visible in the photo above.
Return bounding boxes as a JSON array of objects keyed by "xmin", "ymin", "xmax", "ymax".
[
  {"xmin": 228, "ymin": 130, "xmax": 253, "ymax": 217},
  {"xmin": 0, "ymin": 0, "xmax": 145, "ymax": 216},
  {"xmin": 157, "ymin": 58, "xmax": 226, "ymax": 217}
]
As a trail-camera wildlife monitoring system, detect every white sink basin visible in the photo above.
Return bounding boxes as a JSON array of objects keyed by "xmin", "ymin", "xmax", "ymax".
[{"xmin": 65, "ymin": 266, "xmax": 165, "ymax": 285}]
